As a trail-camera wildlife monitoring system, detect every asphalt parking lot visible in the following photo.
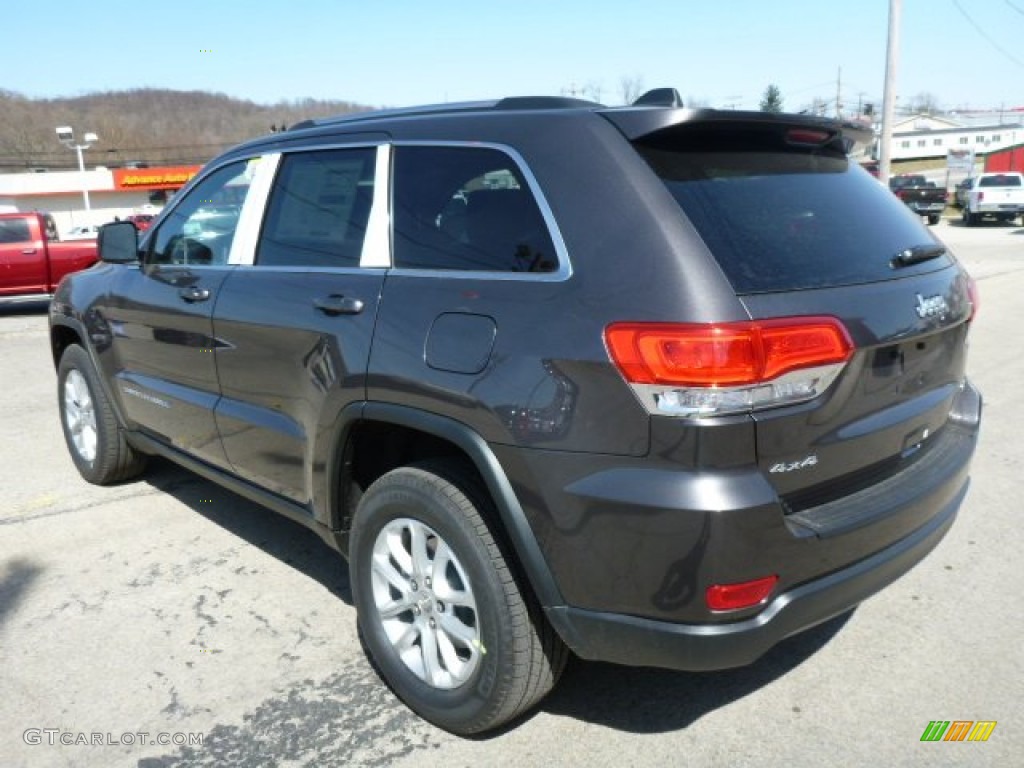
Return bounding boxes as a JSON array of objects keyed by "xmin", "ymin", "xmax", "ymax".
[{"xmin": 1, "ymin": 217, "xmax": 1022, "ymax": 768}]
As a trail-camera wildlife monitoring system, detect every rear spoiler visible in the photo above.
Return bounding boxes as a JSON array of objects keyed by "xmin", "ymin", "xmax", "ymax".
[{"xmin": 599, "ymin": 107, "xmax": 874, "ymax": 155}]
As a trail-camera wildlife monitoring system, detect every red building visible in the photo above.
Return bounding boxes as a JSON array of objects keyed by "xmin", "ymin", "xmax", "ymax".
[{"xmin": 985, "ymin": 143, "xmax": 1024, "ymax": 172}]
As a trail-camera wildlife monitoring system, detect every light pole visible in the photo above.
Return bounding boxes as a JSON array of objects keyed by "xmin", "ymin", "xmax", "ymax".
[{"xmin": 56, "ymin": 126, "xmax": 99, "ymax": 213}]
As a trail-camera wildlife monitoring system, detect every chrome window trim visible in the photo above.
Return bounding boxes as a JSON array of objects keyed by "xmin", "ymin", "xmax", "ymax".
[
  {"xmin": 360, "ymin": 144, "xmax": 392, "ymax": 268},
  {"xmin": 177, "ymin": 140, "xmax": 572, "ymax": 280},
  {"xmin": 228, "ymin": 153, "xmax": 281, "ymax": 265},
  {"xmin": 232, "ymin": 266, "xmax": 388, "ymax": 276},
  {"xmin": 388, "ymin": 140, "xmax": 573, "ymax": 282}
]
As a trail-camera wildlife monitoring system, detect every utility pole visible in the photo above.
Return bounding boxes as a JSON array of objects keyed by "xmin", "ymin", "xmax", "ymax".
[{"xmin": 879, "ymin": 0, "xmax": 901, "ymax": 181}]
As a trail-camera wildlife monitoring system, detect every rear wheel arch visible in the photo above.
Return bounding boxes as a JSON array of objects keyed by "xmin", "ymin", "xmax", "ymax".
[{"xmin": 330, "ymin": 403, "xmax": 565, "ymax": 610}]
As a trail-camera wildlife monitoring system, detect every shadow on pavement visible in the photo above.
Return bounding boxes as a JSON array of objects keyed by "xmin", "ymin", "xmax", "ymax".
[
  {"xmin": 539, "ymin": 610, "xmax": 851, "ymax": 734},
  {"xmin": 139, "ymin": 457, "xmax": 853, "ymax": 738},
  {"xmin": 141, "ymin": 459, "xmax": 352, "ymax": 604},
  {"xmin": 945, "ymin": 216, "xmax": 1022, "ymax": 229},
  {"xmin": 0, "ymin": 557, "xmax": 44, "ymax": 633}
]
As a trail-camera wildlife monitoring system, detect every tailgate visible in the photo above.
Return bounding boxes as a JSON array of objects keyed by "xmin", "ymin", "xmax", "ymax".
[
  {"xmin": 624, "ymin": 111, "xmax": 977, "ymax": 510},
  {"xmin": 742, "ymin": 267, "xmax": 973, "ymax": 502}
]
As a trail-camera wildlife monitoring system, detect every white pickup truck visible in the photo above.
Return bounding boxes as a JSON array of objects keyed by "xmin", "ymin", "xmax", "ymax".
[{"xmin": 962, "ymin": 172, "xmax": 1024, "ymax": 226}]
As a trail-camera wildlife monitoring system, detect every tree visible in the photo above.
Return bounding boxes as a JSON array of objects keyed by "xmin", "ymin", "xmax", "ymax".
[
  {"xmin": 619, "ymin": 75, "xmax": 645, "ymax": 106},
  {"xmin": 760, "ymin": 84, "xmax": 784, "ymax": 113},
  {"xmin": 908, "ymin": 91, "xmax": 940, "ymax": 115}
]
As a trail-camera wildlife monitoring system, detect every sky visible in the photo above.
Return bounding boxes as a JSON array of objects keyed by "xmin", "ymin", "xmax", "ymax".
[{"xmin": 5, "ymin": 0, "xmax": 1023, "ymax": 114}]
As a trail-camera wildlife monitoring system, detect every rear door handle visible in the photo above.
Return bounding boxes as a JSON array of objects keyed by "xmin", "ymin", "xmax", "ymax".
[
  {"xmin": 313, "ymin": 295, "xmax": 365, "ymax": 315},
  {"xmin": 179, "ymin": 285, "xmax": 211, "ymax": 303},
  {"xmin": 21, "ymin": 248, "xmax": 37, "ymax": 255}
]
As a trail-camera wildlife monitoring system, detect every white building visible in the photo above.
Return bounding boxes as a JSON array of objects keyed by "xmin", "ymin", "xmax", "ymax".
[
  {"xmin": 887, "ymin": 113, "xmax": 1023, "ymax": 162},
  {"xmin": 0, "ymin": 165, "xmax": 200, "ymax": 236}
]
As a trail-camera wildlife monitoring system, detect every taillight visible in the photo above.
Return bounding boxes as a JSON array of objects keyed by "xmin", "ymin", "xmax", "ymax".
[
  {"xmin": 706, "ymin": 575, "xmax": 779, "ymax": 612},
  {"xmin": 605, "ymin": 317, "xmax": 853, "ymax": 417},
  {"xmin": 977, "ymin": 191, "xmax": 985, "ymax": 203},
  {"xmin": 967, "ymin": 275, "xmax": 980, "ymax": 322}
]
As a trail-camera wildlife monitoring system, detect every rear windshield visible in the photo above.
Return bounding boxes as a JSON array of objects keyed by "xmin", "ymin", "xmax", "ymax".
[
  {"xmin": 979, "ymin": 174, "xmax": 1021, "ymax": 187},
  {"xmin": 634, "ymin": 127, "xmax": 951, "ymax": 293}
]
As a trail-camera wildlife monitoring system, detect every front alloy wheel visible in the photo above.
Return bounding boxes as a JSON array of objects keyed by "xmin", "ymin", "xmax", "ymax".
[
  {"xmin": 63, "ymin": 368, "xmax": 98, "ymax": 463},
  {"xmin": 57, "ymin": 344, "xmax": 146, "ymax": 484}
]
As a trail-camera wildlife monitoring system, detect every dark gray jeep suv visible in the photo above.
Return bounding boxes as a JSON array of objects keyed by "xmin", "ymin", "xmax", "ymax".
[{"xmin": 49, "ymin": 92, "xmax": 981, "ymax": 734}]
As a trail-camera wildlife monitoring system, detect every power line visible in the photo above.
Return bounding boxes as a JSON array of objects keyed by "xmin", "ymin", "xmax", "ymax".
[
  {"xmin": 1005, "ymin": 1, "xmax": 1024, "ymax": 17},
  {"xmin": 953, "ymin": 0, "xmax": 1024, "ymax": 68}
]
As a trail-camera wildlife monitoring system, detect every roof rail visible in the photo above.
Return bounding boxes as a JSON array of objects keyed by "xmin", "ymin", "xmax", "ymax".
[
  {"xmin": 286, "ymin": 96, "xmax": 602, "ymax": 132},
  {"xmin": 288, "ymin": 100, "xmax": 499, "ymax": 131},
  {"xmin": 495, "ymin": 96, "xmax": 603, "ymax": 110}
]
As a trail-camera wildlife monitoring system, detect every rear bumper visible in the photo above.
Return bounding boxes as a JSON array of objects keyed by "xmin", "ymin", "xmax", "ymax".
[
  {"xmin": 975, "ymin": 203, "xmax": 1024, "ymax": 213},
  {"xmin": 545, "ymin": 484, "xmax": 962, "ymax": 671},
  {"xmin": 907, "ymin": 202, "xmax": 945, "ymax": 213}
]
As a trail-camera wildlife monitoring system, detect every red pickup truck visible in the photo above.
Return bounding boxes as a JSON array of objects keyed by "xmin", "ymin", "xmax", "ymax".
[{"xmin": 0, "ymin": 212, "xmax": 98, "ymax": 302}]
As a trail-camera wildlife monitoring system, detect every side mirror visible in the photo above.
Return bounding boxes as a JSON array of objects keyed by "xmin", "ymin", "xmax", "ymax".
[{"xmin": 98, "ymin": 221, "xmax": 140, "ymax": 264}]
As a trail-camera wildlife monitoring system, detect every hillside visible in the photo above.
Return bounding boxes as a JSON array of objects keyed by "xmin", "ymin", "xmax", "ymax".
[{"xmin": 0, "ymin": 88, "xmax": 371, "ymax": 172}]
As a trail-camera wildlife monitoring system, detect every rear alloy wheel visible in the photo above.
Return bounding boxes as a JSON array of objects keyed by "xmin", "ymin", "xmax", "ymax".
[
  {"xmin": 350, "ymin": 460, "xmax": 566, "ymax": 735},
  {"xmin": 370, "ymin": 517, "xmax": 483, "ymax": 689},
  {"xmin": 58, "ymin": 344, "xmax": 146, "ymax": 484}
]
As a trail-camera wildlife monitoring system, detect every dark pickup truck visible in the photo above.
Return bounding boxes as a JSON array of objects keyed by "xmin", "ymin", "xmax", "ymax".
[
  {"xmin": 889, "ymin": 174, "xmax": 947, "ymax": 225},
  {"xmin": 0, "ymin": 212, "xmax": 98, "ymax": 302}
]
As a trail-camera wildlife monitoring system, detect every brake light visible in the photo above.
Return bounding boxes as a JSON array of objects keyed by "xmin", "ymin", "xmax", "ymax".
[
  {"xmin": 605, "ymin": 318, "xmax": 853, "ymax": 417},
  {"xmin": 786, "ymin": 128, "xmax": 832, "ymax": 146},
  {"xmin": 706, "ymin": 575, "xmax": 779, "ymax": 611},
  {"xmin": 977, "ymin": 191, "xmax": 985, "ymax": 203}
]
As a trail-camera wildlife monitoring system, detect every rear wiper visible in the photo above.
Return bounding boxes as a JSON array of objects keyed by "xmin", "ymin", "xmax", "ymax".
[{"xmin": 891, "ymin": 244, "xmax": 946, "ymax": 268}]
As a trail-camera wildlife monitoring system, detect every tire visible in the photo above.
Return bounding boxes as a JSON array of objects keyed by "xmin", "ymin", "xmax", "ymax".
[
  {"xmin": 58, "ymin": 344, "xmax": 147, "ymax": 485},
  {"xmin": 964, "ymin": 210, "xmax": 977, "ymax": 227},
  {"xmin": 349, "ymin": 460, "xmax": 567, "ymax": 735},
  {"xmin": 927, "ymin": 214, "xmax": 940, "ymax": 226}
]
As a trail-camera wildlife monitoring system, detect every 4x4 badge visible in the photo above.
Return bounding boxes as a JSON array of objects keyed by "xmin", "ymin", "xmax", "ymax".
[
  {"xmin": 770, "ymin": 455, "xmax": 818, "ymax": 473},
  {"xmin": 915, "ymin": 293, "xmax": 949, "ymax": 319}
]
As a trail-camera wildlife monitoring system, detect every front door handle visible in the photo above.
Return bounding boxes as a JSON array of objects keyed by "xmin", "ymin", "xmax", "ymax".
[
  {"xmin": 313, "ymin": 295, "xmax": 365, "ymax": 316},
  {"xmin": 179, "ymin": 285, "xmax": 211, "ymax": 303}
]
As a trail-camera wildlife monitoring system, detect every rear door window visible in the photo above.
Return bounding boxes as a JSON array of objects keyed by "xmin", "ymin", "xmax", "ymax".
[
  {"xmin": 634, "ymin": 126, "xmax": 952, "ymax": 293},
  {"xmin": 257, "ymin": 148, "xmax": 376, "ymax": 268}
]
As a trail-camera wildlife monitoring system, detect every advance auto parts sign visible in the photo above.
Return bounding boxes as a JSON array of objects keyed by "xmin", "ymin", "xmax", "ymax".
[{"xmin": 112, "ymin": 166, "xmax": 201, "ymax": 191}]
